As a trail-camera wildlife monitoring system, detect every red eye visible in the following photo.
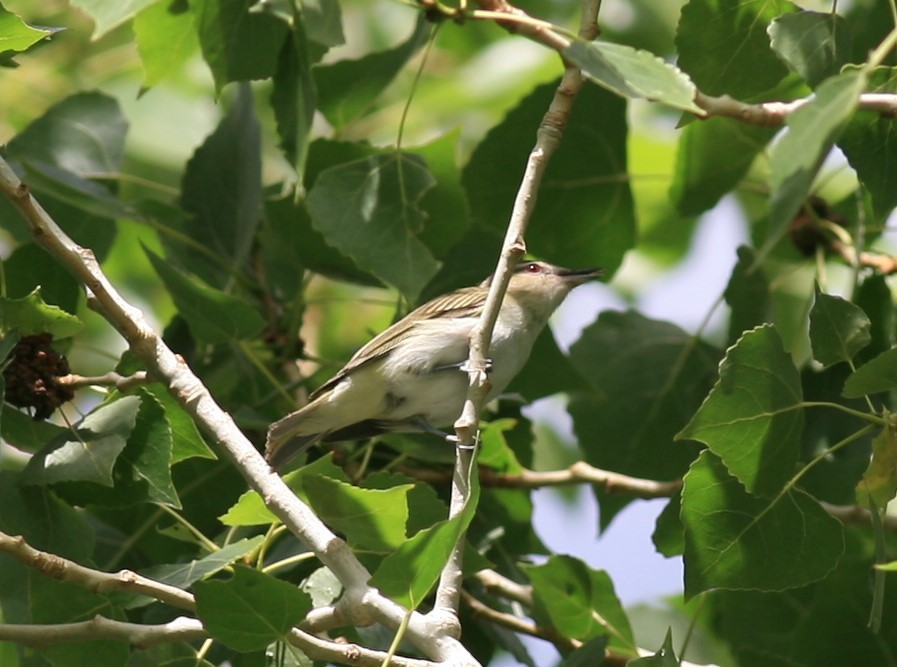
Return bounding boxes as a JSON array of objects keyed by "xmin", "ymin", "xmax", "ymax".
[{"xmin": 525, "ymin": 263, "xmax": 541, "ymax": 273}]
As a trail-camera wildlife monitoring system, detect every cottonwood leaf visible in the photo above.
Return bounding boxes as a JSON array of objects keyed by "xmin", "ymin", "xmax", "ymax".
[
  {"xmin": 682, "ymin": 451, "xmax": 844, "ymax": 597},
  {"xmin": 194, "ymin": 565, "xmax": 311, "ymax": 651},
  {"xmin": 134, "ymin": 1, "xmax": 199, "ymax": 89},
  {"xmin": 838, "ymin": 67, "xmax": 897, "ymax": 221},
  {"xmin": 764, "ymin": 70, "xmax": 867, "ymax": 255},
  {"xmin": 370, "ymin": 466, "xmax": 478, "ymax": 609},
  {"xmin": 569, "ymin": 311, "xmax": 717, "ymax": 527},
  {"xmin": 313, "ymin": 15, "xmax": 428, "ymax": 128},
  {"xmin": 524, "ymin": 555, "xmax": 635, "ymax": 652},
  {"xmin": 566, "ymin": 40, "xmax": 701, "ymax": 113},
  {"xmin": 723, "ymin": 246, "xmax": 770, "ymax": 346},
  {"xmin": 0, "ymin": 289, "xmax": 82, "ymax": 339},
  {"xmin": 0, "ymin": 5, "xmax": 54, "ymax": 53},
  {"xmin": 306, "ymin": 152, "xmax": 440, "ymax": 304},
  {"xmin": 145, "ymin": 247, "xmax": 265, "ymax": 344},
  {"xmin": 676, "ymin": 0, "xmax": 796, "ymax": 99},
  {"xmin": 23, "ymin": 396, "xmax": 142, "ymax": 487},
  {"xmin": 678, "ymin": 324, "xmax": 802, "ymax": 495},
  {"xmin": 843, "ymin": 347, "xmax": 897, "ymax": 398},
  {"xmin": 303, "ymin": 475, "xmax": 411, "ymax": 552},
  {"xmin": 69, "ymin": 0, "xmax": 157, "ymax": 39},
  {"xmin": 855, "ymin": 425, "xmax": 897, "ymax": 511},
  {"xmin": 809, "ymin": 288, "xmax": 871, "ymax": 368},
  {"xmin": 193, "ymin": 0, "xmax": 288, "ymax": 92},
  {"xmin": 142, "ymin": 537, "xmax": 265, "ymax": 593},
  {"xmin": 768, "ymin": 11, "xmax": 851, "ymax": 88}
]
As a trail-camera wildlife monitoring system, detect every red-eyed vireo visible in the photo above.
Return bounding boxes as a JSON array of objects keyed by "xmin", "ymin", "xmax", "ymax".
[{"xmin": 265, "ymin": 260, "xmax": 602, "ymax": 469}]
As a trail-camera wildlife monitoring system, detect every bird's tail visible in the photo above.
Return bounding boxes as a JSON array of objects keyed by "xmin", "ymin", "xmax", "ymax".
[{"xmin": 265, "ymin": 412, "xmax": 328, "ymax": 470}]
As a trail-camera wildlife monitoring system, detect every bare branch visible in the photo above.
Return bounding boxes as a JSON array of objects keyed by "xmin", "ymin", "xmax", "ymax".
[
  {"xmin": 56, "ymin": 371, "xmax": 149, "ymax": 392},
  {"xmin": 0, "ymin": 616, "xmax": 207, "ymax": 649},
  {"xmin": 695, "ymin": 91, "xmax": 897, "ymax": 126},
  {"xmin": 0, "ymin": 530, "xmax": 195, "ymax": 612}
]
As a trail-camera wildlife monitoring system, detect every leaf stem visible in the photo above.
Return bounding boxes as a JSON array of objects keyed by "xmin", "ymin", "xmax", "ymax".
[{"xmin": 382, "ymin": 609, "xmax": 413, "ymax": 667}]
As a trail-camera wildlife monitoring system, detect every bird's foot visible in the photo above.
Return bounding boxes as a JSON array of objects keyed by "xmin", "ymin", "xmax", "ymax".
[{"xmin": 459, "ymin": 357, "xmax": 493, "ymax": 374}]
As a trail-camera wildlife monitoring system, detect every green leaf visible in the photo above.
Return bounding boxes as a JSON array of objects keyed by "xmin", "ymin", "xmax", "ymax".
[
  {"xmin": 1, "ymin": 404, "xmax": 68, "ymax": 452},
  {"xmin": 0, "ymin": 288, "xmax": 82, "ymax": 338},
  {"xmin": 626, "ymin": 629, "xmax": 678, "ymax": 666},
  {"xmin": 768, "ymin": 11, "xmax": 851, "ymax": 88},
  {"xmin": 477, "ymin": 419, "xmax": 524, "ymax": 474},
  {"xmin": 271, "ymin": 15, "xmax": 316, "ymax": 184},
  {"xmin": 55, "ymin": 389, "xmax": 180, "ymax": 508},
  {"xmin": 723, "ymin": 246, "xmax": 770, "ymax": 346},
  {"xmin": 142, "ymin": 536, "xmax": 265, "ymax": 592},
  {"xmin": 462, "ymin": 80, "xmax": 635, "ymax": 275},
  {"xmin": 6, "ymin": 91, "xmax": 127, "ymax": 176},
  {"xmin": 145, "ymin": 247, "xmax": 265, "ymax": 344},
  {"xmin": 3, "ymin": 244, "xmax": 80, "ymax": 314},
  {"xmin": 194, "ymin": 565, "xmax": 311, "ymax": 652},
  {"xmin": 305, "ymin": 152, "xmax": 440, "ymax": 304},
  {"xmin": 524, "ymin": 555, "xmax": 635, "ymax": 651},
  {"xmin": 652, "ymin": 492, "xmax": 684, "ymax": 558},
  {"xmin": 303, "ymin": 474, "xmax": 412, "ymax": 552},
  {"xmin": 0, "ymin": 5, "xmax": 53, "ymax": 52},
  {"xmin": 682, "ymin": 450, "xmax": 844, "ymax": 597},
  {"xmin": 220, "ymin": 453, "xmax": 349, "ymax": 526},
  {"xmin": 22, "ymin": 395, "xmax": 142, "ymax": 487},
  {"xmin": 362, "ymin": 471, "xmax": 447, "ymax": 536},
  {"xmin": 413, "ymin": 129, "xmax": 471, "ymax": 258},
  {"xmin": 69, "ymin": 0, "xmax": 157, "ymax": 39},
  {"xmin": 838, "ymin": 67, "xmax": 897, "ymax": 221},
  {"xmin": 193, "ymin": 0, "xmax": 288, "ymax": 92},
  {"xmin": 678, "ymin": 324, "xmax": 803, "ymax": 496},
  {"xmin": 178, "ymin": 84, "xmax": 263, "ymax": 283},
  {"xmin": 855, "ymin": 425, "xmax": 897, "ymax": 511},
  {"xmin": 670, "ymin": 118, "xmax": 776, "ymax": 217},
  {"xmin": 17, "ymin": 160, "xmax": 138, "ymax": 221},
  {"xmin": 809, "ymin": 288, "xmax": 871, "ymax": 368},
  {"xmin": 843, "ymin": 347, "xmax": 897, "ymax": 398},
  {"xmin": 313, "ymin": 15, "xmax": 429, "ymax": 128},
  {"xmin": 510, "ymin": 327, "xmax": 590, "ymax": 402},
  {"xmin": 147, "ymin": 386, "xmax": 216, "ymax": 463},
  {"xmin": 764, "ymin": 70, "xmax": 867, "ymax": 254},
  {"xmin": 566, "ymin": 40, "xmax": 701, "ymax": 113},
  {"xmin": 134, "ymin": 0, "xmax": 199, "ymax": 89},
  {"xmin": 568, "ymin": 311, "xmax": 717, "ymax": 526},
  {"xmin": 370, "ymin": 463, "xmax": 479, "ymax": 608},
  {"xmin": 676, "ymin": 0, "xmax": 796, "ymax": 99}
]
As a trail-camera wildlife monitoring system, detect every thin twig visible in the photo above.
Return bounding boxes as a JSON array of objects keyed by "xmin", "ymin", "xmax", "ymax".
[
  {"xmin": 56, "ymin": 371, "xmax": 149, "ymax": 391},
  {"xmin": 405, "ymin": 462, "xmax": 682, "ymax": 498}
]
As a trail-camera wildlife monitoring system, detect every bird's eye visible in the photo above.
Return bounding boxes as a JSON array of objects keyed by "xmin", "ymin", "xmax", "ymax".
[{"xmin": 525, "ymin": 263, "xmax": 541, "ymax": 274}]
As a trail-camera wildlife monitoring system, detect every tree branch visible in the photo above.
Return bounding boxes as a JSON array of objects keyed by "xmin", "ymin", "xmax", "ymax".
[
  {"xmin": 0, "ymin": 157, "xmax": 478, "ymax": 666},
  {"xmin": 56, "ymin": 371, "xmax": 149, "ymax": 392},
  {"xmin": 0, "ymin": 617, "xmax": 207, "ymax": 649},
  {"xmin": 406, "ymin": 462, "xmax": 682, "ymax": 498},
  {"xmin": 0, "ymin": 530, "xmax": 196, "ymax": 612},
  {"xmin": 430, "ymin": 0, "xmax": 602, "ymax": 630}
]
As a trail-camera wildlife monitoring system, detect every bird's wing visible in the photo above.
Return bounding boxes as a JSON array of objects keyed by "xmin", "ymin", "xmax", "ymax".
[{"xmin": 308, "ymin": 286, "xmax": 487, "ymax": 399}]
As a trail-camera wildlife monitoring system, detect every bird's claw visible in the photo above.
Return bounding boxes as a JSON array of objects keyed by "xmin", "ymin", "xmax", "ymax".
[{"xmin": 459, "ymin": 358, "xmax": 493, "ymax": 374}]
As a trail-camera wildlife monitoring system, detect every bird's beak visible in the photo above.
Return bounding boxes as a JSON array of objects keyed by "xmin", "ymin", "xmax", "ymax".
[{"xmin": 557, "ymin": 266, "xmax": 604, "ymax": 284}]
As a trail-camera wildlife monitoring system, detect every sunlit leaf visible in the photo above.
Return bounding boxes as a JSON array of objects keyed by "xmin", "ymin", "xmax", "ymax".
[
  {"xmin": 142, "ymin": 537, "xmax": 265, "ymax": 592},
  {"xmin": 566, "ymin": 40, "xmax": 701, "ymax": 113},
  {"xmin": 768, "ymin": 11, "xmax": 851, "ymax": 88},
  {"xmin": 0, "ymin": 5, "xmax": 54, "ymax": 52},
  {"xmin": 0, "ymin": 288, "xmax": 82, "ymax": 338},
  {"xmin": 843, "ymin": 347, "xmax": 897, "ymax": 398},
  {"xmin": 134, "ymin": 0, "xmax": 199, "ymax": 89}
]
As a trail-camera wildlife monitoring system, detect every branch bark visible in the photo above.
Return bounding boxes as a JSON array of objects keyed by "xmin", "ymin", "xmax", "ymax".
[{"xmin": 430, "ymin": 0, "xmax": 603, "ymax": 630}]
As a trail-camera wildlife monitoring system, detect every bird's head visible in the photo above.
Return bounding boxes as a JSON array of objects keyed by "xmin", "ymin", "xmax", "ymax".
[{"xmin": 491, "ymin": 260, "xmax": 603, "ymax": 321}]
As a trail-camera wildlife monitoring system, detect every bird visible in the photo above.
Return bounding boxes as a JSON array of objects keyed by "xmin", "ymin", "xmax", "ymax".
[{"xmin": 265, "ymin": 260, "xmax": 602, "ymax": 469}]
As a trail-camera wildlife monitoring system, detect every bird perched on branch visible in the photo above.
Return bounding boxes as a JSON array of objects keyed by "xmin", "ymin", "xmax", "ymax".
[{"xmin": 265, "ymin": 260, "xmax": 602, "ymax": 469}]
